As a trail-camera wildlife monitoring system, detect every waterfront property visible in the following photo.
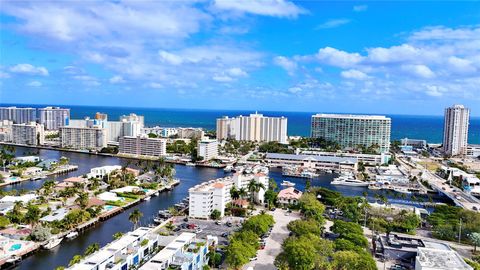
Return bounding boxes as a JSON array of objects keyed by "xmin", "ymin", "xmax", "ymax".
[
  {"xmin": 277, "ymin": 187, "xmax": 302, "ymax": 206},
  {"xmin": 265, "ymin": 152, "xmax": 357, "ymax": 172},
  {"xmin": 12, "ymin": 122, "xmax": 45, "ymax": 146},
  {"xmin": 119, "ymin": 135, "xmax": 167, "ymax": 157},
  {"xmin": 216, "ymin": 113, "xmax": 288, "ymax": 144},
  {"xmin": 197, "ymin": 139, "xmax": 218, "ymax": 161},
  {"xmin": 300, "ymin": 150, "xmax": 391, "ymax": 165},
  {"xmin": 59, "ymin": 126, "xmax": 107, "ymax": 151},
  {"xmin": 310, "ymin": 113, "xmax": 391, "ymax": 153},
  {"xmin": 38, "ymin": 106, "xmax": 70, "ymax": 130}
]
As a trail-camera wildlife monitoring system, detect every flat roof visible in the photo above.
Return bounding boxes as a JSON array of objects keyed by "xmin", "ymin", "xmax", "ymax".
[
  {"xmin": 312, "ymin": 113, "xmax": 390, "ymax": 120},
  {"xmin": 416, "ymin": 247, "xmax": 473, "ymax": 270},
  {"xmin": 266, "ymin": 153, "xmax": 357, "ymax": 164},
  {"xmin": 140, "ymin": 233, "xmax": 196, "ymax": 270}
]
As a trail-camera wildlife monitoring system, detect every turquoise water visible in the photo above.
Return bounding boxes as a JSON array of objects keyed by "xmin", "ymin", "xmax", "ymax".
[
  {"xmin": 103, "ymin": 205, "xmax": 115, "ymax": 211},
  {"xmin": 2, "ymin": 104, "xmax": 479, "ymax": 144},
  {"xmin": 9, "ymin": 243, "xmax": 21, "ymax": 251}
]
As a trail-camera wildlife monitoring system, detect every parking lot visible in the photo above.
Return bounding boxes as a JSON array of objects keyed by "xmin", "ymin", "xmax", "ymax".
[{"xmin": 171, "ymin": 216, "xmax": 245, "ymax": 245}]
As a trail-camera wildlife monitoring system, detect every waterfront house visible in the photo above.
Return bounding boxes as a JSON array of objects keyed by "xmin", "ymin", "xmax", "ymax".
[
  {"xmin": 277, "ymin": 187, "xmax": 302, "ymax": 206},
  {"xmin": 97, "ymin": 192, "xmax": 123, "ymax": 202},
  {"xmin": 39, "ymin": 208, "xmax": 70, "ymax": 223},
  {"xmin": 0, "ymin": 227, "xmax": 32, "ymax": 240},
  {"xmin": 37, "ymin": 159, "xmax": 58, "ymax": 170},
  {"xmin": 87, "ymin": 165, "xmax": 122, "ymax": 179},
  {"xmin": 23, "ymin": 167, "xmax": 42, "ymax": 176},
  {"xmin": 14, "ymin": 156, "xmax": 40, "ymax": 164},
  {"xmin": 0, "ymin": 202, "xmax": 13, "ymax": 215},
  {"xmin": 0, "ymin": 194, "xmax": 37, "ymax": 204}
]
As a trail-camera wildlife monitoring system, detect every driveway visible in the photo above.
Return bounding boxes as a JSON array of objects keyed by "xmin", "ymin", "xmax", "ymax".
[{"xmin": 243, "ymin": 209, "xmax": 300, "ymax": 270}]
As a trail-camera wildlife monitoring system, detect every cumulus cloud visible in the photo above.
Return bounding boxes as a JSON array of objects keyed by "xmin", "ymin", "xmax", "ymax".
[
  {"xmin": 353, "ymin": 5, "xmax": 368, "ymax": 12},
  {"xmin": 213, "ymin": 0, "xmax": 306, "ymax": 18},
  {"xmin": 315, "ymin": 18, "xmax": 350, "ymax": 29},
  {"xmin": 401, "ymin": 64, "xmax": 435, "ymax": 79},
  {"xmin": 10, "ymin": 64, "xmax": 49, "ymax": 76},
  {"xmin": 315, "ymin": 47, "xmax": 363, "ymax": 68},
  {"xmin": 274, "ymin": 56, "xmax": 297, "ymax": 75},
  {"xmin": 341, "ymin": 69, "xmax": 370, "ymax": 80},
  {"xmin": 27, "ymin": 81, "xmax": 42, "ymax": 87}
]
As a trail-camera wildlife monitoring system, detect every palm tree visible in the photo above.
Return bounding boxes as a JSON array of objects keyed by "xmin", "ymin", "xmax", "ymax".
[
  {"xmin": 230, "ymin": 186, "xmax": 240, "ymax": 200},
  {"xmin": 238, "ymin": 187, "xmax": 247, "ymax": 200},
  {"xmin": 75, "ymin": 192, "xmax": 89, "ymax": 208},
  {"xmin": 24, "ymin": 205, "xmax": 41, "ymax": 228},
  {"xmin": 84, "ymin": 243, "xmax": 100, "ymax": 256},
  {"xmin": 129, "ymin": 209, "xmax": 143, "ymax": 229}
]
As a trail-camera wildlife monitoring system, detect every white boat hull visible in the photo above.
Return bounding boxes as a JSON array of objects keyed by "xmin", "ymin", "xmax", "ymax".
[{"xmin": 43, "ymin": 238, "xmax": 62, "ymax": 249}]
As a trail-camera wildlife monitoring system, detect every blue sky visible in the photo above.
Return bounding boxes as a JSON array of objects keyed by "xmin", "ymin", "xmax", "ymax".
[{"xmin": 0, "ymin": 1, "xmax": 479, "ymax": 116}]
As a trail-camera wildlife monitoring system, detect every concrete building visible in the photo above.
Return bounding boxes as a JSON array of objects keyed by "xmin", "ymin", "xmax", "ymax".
[
  {"xmin": 87, "ymin": 165, "xmax": 122, "ymax": 179},
  {"xmin": 119, "ymin": 135, "xmax": 167, "ymax": 157},
  {"xmin": 38, "ymin": 106, "xmax": 70, "ymax": 130},
  {"xmin": 300, "ymin": 150, "xmax": 391, "ymax": 165},
  {"xmin": 311, "ymin": 114, "xmax": 391, "ymax": 153},
  {"xmin": 197, "ymin": 139, "xmax": 218, "ymax": 161},
  {"xmin": 140, "ymin": 232, "xmax": 211, "ymax": 270},
  {"xmin": 265, "ymin": 153, "xmax": 357, "ymax": 172},
  {"xmin": 11, "ymin": 122, "xmax": 44, "ymax": 145},
  {"xmin": 0, "ymin": 106, "xmax": 36, "ymax": 124},
  {"xmin": 0, "ymin": 120, "xmax": 13, "ymax": 142},
  {"xmin": 216, "ymin": 113, "xmax": 288, "ymax": 143},
  {"xmin": 188, "ymin": 172, "xmax": 268, "ymax": 219},
  {"xmin": 443, "ymin": 105, "xmax": 470, "ymax": 157},
  {"xmin": 467, "ymin": 144, "xmax": 480, "ymax": 158},
  {"xmin": 401, "ymin": 138, "xmax": 427, "ymax": 150},
  {"xmin": 177, "ymin": 127, "xmax": 204, "ymax": 139},
  {"xmin": 59, "ymin": 126, "xmax": 107, "ymax": 150},
  {"xmin": 415, "ymin": 246, "xmax": 472, "ymax": 270},
  {"xmin": 277, "ymin": 187, "xmax": 302, "ymax": 206},
  {"xmin": 67, "ymin": 227, "xmax": 159, "ymax": 270}
]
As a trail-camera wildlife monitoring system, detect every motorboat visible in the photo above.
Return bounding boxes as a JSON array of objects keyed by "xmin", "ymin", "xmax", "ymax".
[
  {"xmin": 280, "ymin": 180, "xmax": 295, "ymax": 187},
  {"xmin": 331, "ymin": 174, "xmax": 369, "ymax": 187},
  {"xmin": 5, "ymin": 255, "xmax": 21, "ymax": 264},
  {"xmin": 186, "ymin": 162, "xmax": 196, "ymax": 167},
  {"xmin": 43, "ymin": 237, "xmax": 62, "ymax": 249},
  {"xmin": 153, "ymin": 218, "xmax": 164, "ymax": 224},
  {"xmin": 392, "ymin": 187, "xmax": 412, "ymax": 194},
  {"xmin": 224, "ymin": 165, "xmax": 234, "ymax": 172},
  {"xmin": 66, "ymin": 231, "xmax": 79, "ymax": 239},
  {"xmin": 143, "ymin": 196, "xmax": 151, "ymax": 201}
]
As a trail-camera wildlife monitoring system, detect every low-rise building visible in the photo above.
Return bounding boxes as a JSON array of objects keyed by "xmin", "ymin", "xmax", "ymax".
[
  {"xmin": 119, "ymin": 135, "xmax": 167, "ymax": 157},
  {"xmin": 177, "ymin": 127, "xmax": 204, "ymax": 140},
  {"xmin": 401, "ymin": 138, "xmax": 427, "ymax": 150},
  {"xmin": 415, "ymin": 246, "xmax": 472, "ymax": 270},
  {"xmin": 265, "ymin": 153, "xmax": 357, "ymax": 172},
  {"xmin": 467, "ymin": 144, "xmax": 480, "ymax": 158},
  {"xmin": 300, "ymin": 150, "xmax": 391, "ymax": 165},
  {"xmin": 197, "ymin": 139, "xmax": 218, "ymax": 161},
  {"xmin": 87, "ymin": 165, "xmax": 122, "ymax": 179},
  {"xmin": 12, "ymin": 122, "xmax": 44, "ymax": 145},
  {"xmin": 277, "ymin": 187, "xmax": 302, "ymax": 206}
]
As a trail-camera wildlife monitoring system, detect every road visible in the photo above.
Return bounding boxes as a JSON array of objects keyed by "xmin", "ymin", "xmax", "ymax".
[{"xmin": 243, "ymin": 209, "xmax": 300, "ymax": 270}]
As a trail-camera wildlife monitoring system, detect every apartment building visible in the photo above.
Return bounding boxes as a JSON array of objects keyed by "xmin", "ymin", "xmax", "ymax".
[
  {"xmin": 67, "ymin": 227, "xmax": 159, "ymax": 270},
  {"xmin": 0, "ymin": 106, "xmax": 37, "ymax": 124},
  {"xmin": 443, "ymin": 105, "xmax": 470, "ymax": 156},
  {"xmin": 177, "ymin": 128, "xmax": 204, "ymax": 139},
  {"xmin": 38, "ymin": 106, "xmax": 70, "ymax": 130},
  {"xmin": 11, "ymin": 122, "xmax": 44, "ymax": 146},
  {"xmin": 467, "ymin": 145, "xmax": 480, "ymax": 158},
  {"xmin": 197, "ymin": 139, "xmax": 218, "ymax": 161},
  {"xmin": 265, "ymin": 153, "xmax": 358, "ymax": 172},
  {"xmin": 188, "ymin": 172, "xmax": 268, "ymax": 219},
  {"xmin": 59, "ymin": 126, "xmax": 107, "ymax": 150},
  {"xmin": 119, "ymin": 135, "xmax": 167, "ymax": 157},
  {"xmin": 311, "ymin": 113, "xmax": 391, "ymax": 153},
  {"xmin": 87, "ymin": 165, "xmax": 122, "ymax": 179},
  {"xmin": 300, "ymin": 150, "xmax": 391, "ymax": 165},
  {"xmin": 216, "ymin": 113, "xmax": 288, "ymax": 143}
]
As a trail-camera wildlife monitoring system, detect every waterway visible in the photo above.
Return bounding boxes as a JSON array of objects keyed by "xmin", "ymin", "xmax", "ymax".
[{"xmin": 3, "ymin": 146, "xmax": 448, "ymax": 270}]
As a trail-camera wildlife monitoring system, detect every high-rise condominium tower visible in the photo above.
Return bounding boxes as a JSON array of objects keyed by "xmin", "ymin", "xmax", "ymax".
[{"xmin": 443, "ymin": 104, "xmax": 469, "ymax": 156}]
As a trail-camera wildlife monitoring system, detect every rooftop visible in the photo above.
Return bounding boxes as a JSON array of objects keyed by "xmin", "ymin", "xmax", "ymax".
[
  {"xmin": 416, "ymin": 247, "xmax": 473, "ymax": 270},
  {"xmin": 278, "ymin": 187, "xmax": 303, "ymax": 200},
  {"xmin": 266, "ymin": 153, "xmax": 357, "ymax": 164},
  {"xmin": 312, "ymin": 113, "xmax": 390, "ymax": 120}
]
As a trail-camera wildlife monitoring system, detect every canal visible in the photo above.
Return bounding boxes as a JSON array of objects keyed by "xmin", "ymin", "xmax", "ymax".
[{"xmin": 3, "ymin": 146, "xmax": 448, "ymax": 270}]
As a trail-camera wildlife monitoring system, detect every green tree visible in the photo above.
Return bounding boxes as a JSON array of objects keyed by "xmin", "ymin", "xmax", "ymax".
[
  {"xmin": 30, "ymin": 225, "xmax": 51, "ymax": 241},
  {"xmin": 75, "ymin": 192, "xmax": 89, "ymax": 209},
  {"xmin": 113, "ymin": 232, "xmax": 124, "ymax": 240},
  {"xmin": 299, "ymin": 193, "xmax": 325, "ymax": 223},
  {"xmin": 84, "ymin": 243, "xmax": 100, "ymax": 256},
  {"xmin": 225, "ymin": 240, "xmax": 256, "ymax": 270},
  {"xmin": 210, "ymin": 209, "xmax": 221, "ymax": 220},
  {"xmin": 264, "ymin": 190, "xmax": 278, "ymax": 209},
  {"xmin": 24, "ymin": 204, "xmax": 41, "ymax": 228},
  {"xmin": 129, "ymin": 209, "xmax": 143, "ymax": 229},
  {"xmin": 68, "ymin": 255, "xmax": 83, "ymax": 266},
  {"xmin": 0, "ymin": 216, "xmax": 10, "ymax": 229},
  {"xmin": 470, "ymin": 233, "xmax": 480, "ymax": 253},
  {"xmin": 287, "ymin": 219, "xmax": 322, "ymax": 236},
  {"xmin": 331, "ymin": 250, "xmax": 376, "ymax": 270}
]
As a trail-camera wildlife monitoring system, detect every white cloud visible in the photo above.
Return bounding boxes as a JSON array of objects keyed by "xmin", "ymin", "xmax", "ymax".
[
  {"xmin": 401, "ymin": 64, "xmax": 435, "ymax": 79},
  {"xmin": 109, "ymin": 75, "xmax": 125, "ymax": 84},
  {"xmin": 341, "ymin": 69, "xmax": 370, "ymax": 80},
  {"xmin": 353, "ymin": 5, "xmax": 368, "ymax": 12},
  {"xmin": 447, "ymin": 56, "xmax": 476, "ymax": 74},
  {"xmin": 288, "ymin": 87, "xmax": 302, "ymax": 93},
  {"xmin": 158, "ymin": 51, "xmax": 183, "ymax": 65},
  {"xmin": 10, "ymin": 64, "xmax": 49, "ymax": 76},
  {"xmin": 212, "ymin": 75, "xmax": 233, "ymax": 82},
  {"xmin": 315, "ymin": 18, "xmax": 350, "ymax": 29},
  {"xmin": 227, "ymin": 67, "xmax": 248, "ymax": 77},
  {"xmin": 0, "ymin": 71, "xmax": 10, "ymax": 79},
  {"xmin": 73, "ymin": 75, "xmax": 101, "ymax": 86},
  {"xmin": 315, "ymin": 47, "xmax": 363, "ymax": 68},
  {"xmin": 213, "ymin": 0, "xmax": 306, "ymax": 18},
  {"xmin": 273, "ymin": 56, "xmax": 297, "ymax": 75},
  {"xmin": 27, "ymin": 81, "xmax": 42, "ymax": 87},
  {"xmin": 146, "ymin": 82, "xmax": 163, "ymax": 89}
]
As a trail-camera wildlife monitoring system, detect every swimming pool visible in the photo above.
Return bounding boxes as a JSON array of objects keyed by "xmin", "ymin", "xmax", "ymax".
[
  {"xmin": 9, "ymin": 243, "xmax": 22, "ymax": 252},
  {"xmin": 104, "ymin": 205, "xmax": 116, "ymax": 211},
  {"xmin": 6, "ymin": 177, "xmax": 20, "ymax": 182}
]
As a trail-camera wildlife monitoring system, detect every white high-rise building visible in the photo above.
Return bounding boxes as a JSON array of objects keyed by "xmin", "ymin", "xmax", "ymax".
[
  {"xmin": 0, "ymin": 107, "xmax": 37, "ymax": 124},
  {"xmin": 311, "ymin": 114, "xmax": 391, "ymax": 153},
  {"xmin": 443, "ymin": 105, "xmax": 470, "ymax": 157},
  {"xmin": 38, "ymin": 106, "xmax": 70, "ymax": 130},
  {"xmin": 119, "ymin": 135, "xmax": 167, "ymax": 157},
  {"xmin": 216, "ymin": 113, "xmax": 287, "ymax": 143},
  {"xmin": 198, "ymin": 139, "xmax": 218, "ymax": 161},
  {"xmin": 12, "ymin": 122, "xmax": 44, "ymax": 145},
  {"xmin": 59, "ymin": 126, "xmax": 107, "ymax": 150}
]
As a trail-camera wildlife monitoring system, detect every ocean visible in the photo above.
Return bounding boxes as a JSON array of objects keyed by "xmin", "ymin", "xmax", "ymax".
[{"xmin": 2, "ymin": 104, "xmax": 480, "ymax": 144}]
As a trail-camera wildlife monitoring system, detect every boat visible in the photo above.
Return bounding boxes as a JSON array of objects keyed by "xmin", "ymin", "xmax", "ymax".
[
  {"xmin": 153, "ymin": 218, "xmax": 164, "ymax": 224},
  {"xmin": 66, "ymin": 231, "xmax": 78, "ymax": 239},
  {"xmin": 224, "ymin": 165, "xmax": 234, "ymax": 173},
  {"xmin": 6, "ymin": 255, "xmax": 21, "ymax": 264},
  {"xmin": 331, "ymin": 174, "xmax": 370, "ymax": 187},
  {"xmin": 186, "ymin": 162, "xmax": 196, "ymax": 167},
  {"xmin": 43, "ymin": 237, "xmax": 62, "ymax": 249},
  {"xmin": 280, "ymin": 180, "xmax": 295, "ymax": 187},
  {"xmin": 392, "ymin": 187, "xmax": 412, "ymax": 194},
  {"xmin": 143, "ymin": 196, "xmax": 151, "ymax": 201}
]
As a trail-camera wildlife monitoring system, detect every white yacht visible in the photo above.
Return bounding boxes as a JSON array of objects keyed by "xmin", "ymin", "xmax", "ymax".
[
  {"xmin": 66, "ymin": 231, "xmax": 78, "ymax": 239},
  {"xmin": 224, "ymin": 165, "xmax": 234, "ymax": 172},
  {"xmin": 43, "ymin": 237, "xmax": 62, "ymax": 249},
  {"xmin": 331, "ymin": 174, "xmax": 369, "ymax": 187},
  {"xmin": 281, "ymin": 180, "xmax": 295, "ymax": 187},
  {"xmin": 186, "ymin": 162, "xmax": 196, "ymax": 167}
]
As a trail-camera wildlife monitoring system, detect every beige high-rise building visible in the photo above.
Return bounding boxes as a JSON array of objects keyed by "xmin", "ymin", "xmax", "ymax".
[
  {"xmin": 443, "ymin": 104, "xmax": 470, "ymax": 157},
  {"xmin": 216, "ymin": 113, "xmax": 287, "ymax": 143},
  {"xmin": 59, "ymin": 126, "xmax": 107, "ymax": 150},
  {"xmin": 12, "ymin": 122, "xmax": 44, "ymax": 146}
]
